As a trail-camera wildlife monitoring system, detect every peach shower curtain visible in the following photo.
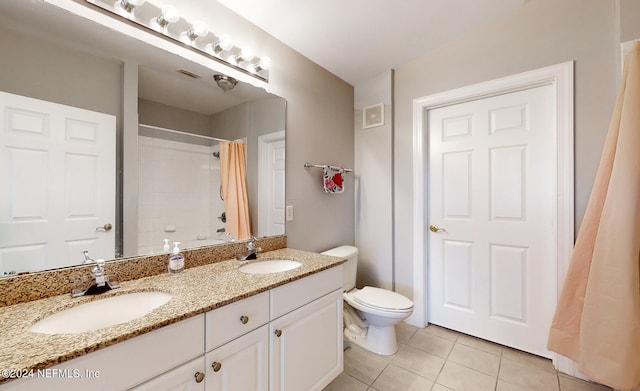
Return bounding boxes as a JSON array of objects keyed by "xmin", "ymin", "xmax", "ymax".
[
  {"xmin": 219, "ymin": 141, "xmax": 251, "ymax": 240},
  {"xmin": 547, "ymin": 42, "xmax": 640, "ymax": 391}
]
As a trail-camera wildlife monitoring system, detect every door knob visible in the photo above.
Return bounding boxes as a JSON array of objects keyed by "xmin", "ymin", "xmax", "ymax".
[
  {"xmin": 429, "ymin": 224, "xmax": 446, "ymax": 233},
  {"xmin": 96, "ymin": 223, "xmax": 113, "ymax": 232}
]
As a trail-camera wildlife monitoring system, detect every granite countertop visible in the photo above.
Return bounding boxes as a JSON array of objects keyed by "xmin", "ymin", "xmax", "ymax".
[{"xmin": 0, "ymin": 248, "xmax": 345, "ymax": 383}]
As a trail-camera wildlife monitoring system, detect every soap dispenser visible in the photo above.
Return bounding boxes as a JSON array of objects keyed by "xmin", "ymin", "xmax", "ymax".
[
  {"xmin": 168, "ymin": 242, "xmax": 184, "ymax": 275},
  {"xmin": 163, "ymin": 239, "xmax": 171, "ymax": 252}
]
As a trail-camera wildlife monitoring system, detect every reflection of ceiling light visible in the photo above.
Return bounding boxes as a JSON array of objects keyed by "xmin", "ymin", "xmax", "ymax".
[
  {"xmin": 235, "ymin": 47, "xmax": 254, "ymax": 63},
  {"xmin": 248, "ymin": 56, "xmax": 271, "ymax": 74},
  {"xmin": 152, "ymin": 5, "xmax": 180, "ymax": 30},
  {"xmin": 183, "ymin": 20, "xmax": 209, "ymax": 42},
  {"xmin": 206, "ymin": 35, "xmax": 234, "ymax": 55},
  {"xmin": 214, "ymin": 74, "xmax": 238, "ymax": 92}
]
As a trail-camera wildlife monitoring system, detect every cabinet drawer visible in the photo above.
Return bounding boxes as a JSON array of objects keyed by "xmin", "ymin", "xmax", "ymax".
[
  {"xmin": 130, "ymin": 357, "xmax": 205, "ymax": 391},
  {"xmin": 206, "ymin": 291, "xmax": 269, "ymax": 351},
  {"xmin": 270, "ymin": 265, "xmax": 343, "ymax": 320}
]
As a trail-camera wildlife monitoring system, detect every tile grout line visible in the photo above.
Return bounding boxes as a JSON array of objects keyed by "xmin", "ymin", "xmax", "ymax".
[{"xmin": 493, "ymin": 346, "xmax": 504, "ymax": 391}]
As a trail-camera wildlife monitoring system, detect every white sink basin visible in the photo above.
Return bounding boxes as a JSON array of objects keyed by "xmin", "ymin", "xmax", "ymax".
[
  {"xmin": 238, "ymin": 259, "xmax": 302, "ymax": 274},
  {"xmin": 30, "ymin": 291, "xmax": 172, "ymax": 335}
]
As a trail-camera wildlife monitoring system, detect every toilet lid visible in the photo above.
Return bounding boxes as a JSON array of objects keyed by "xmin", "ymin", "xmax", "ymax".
[{"xmin": 352, "ymin": 286, "xmax": 413, "ymax": 311}]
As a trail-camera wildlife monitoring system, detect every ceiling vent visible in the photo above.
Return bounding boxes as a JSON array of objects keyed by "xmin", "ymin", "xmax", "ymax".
[{"xmin": 176, "ymin": 68, "xmax": 201, "ymax": 79}]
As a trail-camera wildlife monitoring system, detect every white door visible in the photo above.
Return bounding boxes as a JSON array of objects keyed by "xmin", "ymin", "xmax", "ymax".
[
  {"xmin": 258, "ymin": 131, "xmax": 285, "ymax": 236},
  {"xmin": 0, "ymin": 92, "xmax": 116, "ymax": 273},
  {"xmin": 428, "ymin": 85, "xmax": 555, "ymax": 357}
]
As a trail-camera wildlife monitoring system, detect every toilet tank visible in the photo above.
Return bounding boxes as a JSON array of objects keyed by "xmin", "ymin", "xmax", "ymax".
[{"xmin": 321, "ymin": 245, "xmax": 358, "ymax": 291}]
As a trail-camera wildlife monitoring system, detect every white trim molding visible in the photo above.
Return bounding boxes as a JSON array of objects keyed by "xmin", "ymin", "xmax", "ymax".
[{"xmin": 410, "ymin": 62, "xmax": 574, "ymax": 371}]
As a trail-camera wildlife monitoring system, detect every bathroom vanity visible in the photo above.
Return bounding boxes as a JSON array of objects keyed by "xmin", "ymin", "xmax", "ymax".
[{"xmin": 0, "ymin": 248, "xmax": 344, "ymax": 391}]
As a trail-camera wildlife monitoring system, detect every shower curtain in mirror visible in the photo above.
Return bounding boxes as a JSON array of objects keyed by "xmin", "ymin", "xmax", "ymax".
[
  {"xmin": 219, "ymin": 141, "xmax": 251, "ymax": 240},
  {"xmin": 547, "ymin": 42, "xmax": 640, "ymax": 391}
]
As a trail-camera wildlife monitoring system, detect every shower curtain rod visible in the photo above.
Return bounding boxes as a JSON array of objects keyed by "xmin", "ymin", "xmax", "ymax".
[
  {"xmin": 304, "ymin": 162, "xmax": 353, "ymax": 172},
  {"xmin": 138, "ymin": 123, "xmax": 231, "ymax": 143}
]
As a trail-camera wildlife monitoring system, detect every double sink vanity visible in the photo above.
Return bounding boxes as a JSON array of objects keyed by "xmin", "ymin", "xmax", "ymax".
[{"xmin": 0, "ymin": 241, "xmax": 345, "ymax": 390}]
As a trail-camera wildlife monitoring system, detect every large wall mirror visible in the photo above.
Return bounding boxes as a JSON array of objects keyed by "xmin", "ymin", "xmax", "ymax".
[{"xmin": 0, "ymin": 0, "xmax": 286, "ymax": 276}]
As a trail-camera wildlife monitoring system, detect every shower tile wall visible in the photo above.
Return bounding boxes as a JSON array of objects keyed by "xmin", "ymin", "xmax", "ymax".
[{"xmin": 138, "ymin": 136, "xmax": 225, "ymax": 254}]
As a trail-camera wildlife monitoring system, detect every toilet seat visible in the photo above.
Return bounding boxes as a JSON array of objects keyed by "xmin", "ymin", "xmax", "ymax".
[
  {"xmin": 352, "ymin": 286, "xmax": 413, "ymax": 312},
  {"xmin": 345, "ymin": 287, "xmax": 413, "ymax": 316}
]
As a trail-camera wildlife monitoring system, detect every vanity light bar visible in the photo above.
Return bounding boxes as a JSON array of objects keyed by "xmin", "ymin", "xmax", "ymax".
[{"xmin": 84, "ymin": 0, "xmax": 270, "ymax": 82}]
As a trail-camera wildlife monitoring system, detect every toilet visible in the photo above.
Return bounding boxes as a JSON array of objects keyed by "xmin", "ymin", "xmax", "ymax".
[{"xmin": 322, "ymin": 245, "xmax": 413, "ymax": 355}]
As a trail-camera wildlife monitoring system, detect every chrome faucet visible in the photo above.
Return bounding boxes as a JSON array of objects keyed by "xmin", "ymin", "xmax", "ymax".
[
  {"xmin": 72, "ymin": 251, "xmax": 120, "ymax": 297},
  {"xmin": 236, "ymin": 237, "xmax": 261, "ymax": 261}
]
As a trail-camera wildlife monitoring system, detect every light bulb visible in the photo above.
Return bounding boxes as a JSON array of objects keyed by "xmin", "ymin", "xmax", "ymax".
[
  {"xmin": 152, "ymin": 4, "xmax": 179, "ymax": 30},
  {"xmin": 218, "ymin": 35, "xmax": 234, "ymax": 51},
  {"xmin": 160, "ymin": 5, "xmax": 180, "ymax": 23},
  {"xmin": 182, "ymin": 20, "xmax": 209, "ymax": 43},
  {"xmin": 190, "ymin": 21, "xmax": 209, "ymax": 37},
  {"xmin": 248, "ymin": 57, "xmax": 271, "ymax": 74},
  {"xmin": 116, "ymin": 0, "xmax": 145, "ymax": 14},
  {"xmin": 239, "ymin": 47, "xmax": 254, "ymax": 61},
  {"xmin": 226, "ymin": 53, "xmax": 238, "ymax": 65},
  {"xmin": 207, "ymin": 35, "xmax": 234, "ymax": 55},
  {"xmin": 258, "ymin": 56, "xmax": 271, "ymax": 70}
]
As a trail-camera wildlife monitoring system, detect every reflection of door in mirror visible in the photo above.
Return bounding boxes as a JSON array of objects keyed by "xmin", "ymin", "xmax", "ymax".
[
  {"xmin": 0, "ymin": 92, "xmax": 116, "ymax": 275},
  {"xmin": 258, "ymin": 131, "xmax": 286, "ymax": 236}
]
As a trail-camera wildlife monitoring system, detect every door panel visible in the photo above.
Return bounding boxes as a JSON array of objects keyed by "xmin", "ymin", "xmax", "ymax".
[
  {"xmin": 0, "ymin": 91, "xmax": 116, "ymax": 273},
  {"xmin": 428, "ymin": 85, "xmax": 555, "ymax": 357}
]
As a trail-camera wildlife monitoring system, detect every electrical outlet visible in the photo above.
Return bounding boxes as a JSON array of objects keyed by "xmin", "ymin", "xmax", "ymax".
[{"xmin": 286, "ymin": 205, "xmax": 294, "ymax": 221}]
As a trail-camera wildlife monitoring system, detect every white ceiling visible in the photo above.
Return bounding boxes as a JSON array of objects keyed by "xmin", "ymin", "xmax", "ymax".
[{"xmin": 216, "ymin": 0, "xmax": 526, "ymax": 86}]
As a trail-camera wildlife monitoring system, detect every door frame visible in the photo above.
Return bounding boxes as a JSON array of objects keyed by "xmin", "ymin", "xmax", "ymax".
[{"xmin": 411, "ymin": 62, "xmax": 574, "ymax": 370}]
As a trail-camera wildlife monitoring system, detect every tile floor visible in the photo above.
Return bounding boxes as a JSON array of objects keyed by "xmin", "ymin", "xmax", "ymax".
[{"xmin": 324, "ymin": 323, "xmax": 612, "ymax": 391}]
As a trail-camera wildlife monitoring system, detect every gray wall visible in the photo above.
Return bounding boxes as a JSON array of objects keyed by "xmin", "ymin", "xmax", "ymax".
[
  {"xmin": 0, "ymin": 25, "xmax": 121, "ymax": 118},
  {"xmin": 156, "ymin": 0, "xmax": 355, "ymax": 252},
  {"xmin": 354, "ymin": 71, "xmax": 393, "ymax": 290},
  {"xmin": 138, "ymin": 99, "xmax": 212, "ymax": 137},
  {"xmin": 621, "ymin": 0, "xmax": 640, "ymax": 42},
  {"xmin": 393, "ymin": 0, "xmax": 627, "ymax": 299}
]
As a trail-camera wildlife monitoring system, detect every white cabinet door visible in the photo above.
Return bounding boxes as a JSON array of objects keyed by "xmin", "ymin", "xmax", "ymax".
[
  {"xmin": 205, "ymin": 325, "xmax": 269, "ymax": 391},
  {"xmin": 130, "ymin": 357, "xmax": 205, "ymax": 391},
  {"xmin": 270, "ymin": 289, "xmax": 343, "ymax": 391}
]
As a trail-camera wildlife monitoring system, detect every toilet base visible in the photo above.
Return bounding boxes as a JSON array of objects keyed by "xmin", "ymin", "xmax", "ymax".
[{"xmin": 344, "ymin": 324, "xmax": 399, "ymax": 356}]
